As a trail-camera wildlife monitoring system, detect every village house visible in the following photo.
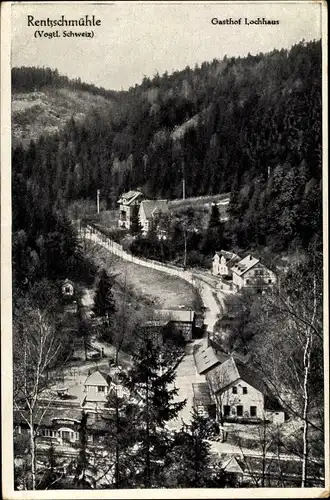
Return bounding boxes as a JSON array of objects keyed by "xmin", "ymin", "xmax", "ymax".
[
  {"xmin": 152, "ymin": 308, "xmax": 196, "ymax": 342},
  {"xmin": 212, "ymin": 250, "xmax": 240, "ymax": 277},
  {"xmin": 206, "ymin": 357, "xmax": 285, "ymax": 424},
  {"xmin": 14, "ymin": 403, "xmax": 114, "ymax": 452},
  {"xmin": 117, "ymin": 190, "xmax": 145, "ymax": 229},
  {"xmin": 138, "ymin": 199, "xmax": 169, "ymax": 235},
  {"xmin": 231, "ymin": 255, "xmax": 277, "ymax": 290},
  {"xmin": 81, "ymin": 369, "xmax": 129, "ymax": 411},
  {"xmin": 61, "ymin": 278, "xmax": 75, "ymax": 299}
]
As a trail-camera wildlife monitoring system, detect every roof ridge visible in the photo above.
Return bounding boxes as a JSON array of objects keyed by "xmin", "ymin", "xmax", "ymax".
[{"xmin": 231, "ymin": 356, "xmax": 240, "ymax": 380}]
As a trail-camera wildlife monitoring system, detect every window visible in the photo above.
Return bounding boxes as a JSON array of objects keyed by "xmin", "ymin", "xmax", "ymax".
[
  {"xmin": 223, "ymin": 405, "xmax": 231, "ymax": 417},
  {"xmin": 246, "ymin": 279, "xmax": 250, "ymax": 285},
  {"xmin": 268, "ymin": 279, "xmax": 272, "ymax": 284},
  {"xmin": 97, "ymin": 386, "xmax": 105, "ymax": 393},
  {"xmin": 232, "ymin": 386, "xmax": 237, "ymax": 394},
  {"xmin": 42, "ymin": 429, "xmax": 57, "ymax": 438},
  {"xmin": 87, "ymin": 435, "xmax": 93, "ymax": 442},
  {"xmin": 236, "ymin": 405, "xmax": 243, "ymax": 417},
  {"xmin": 242, "ymin": 387, "xmax": 248, "ymax": 394},
  {"xmin": 250, "ymin": 406, "xmax": 257, "ymax": 417}
]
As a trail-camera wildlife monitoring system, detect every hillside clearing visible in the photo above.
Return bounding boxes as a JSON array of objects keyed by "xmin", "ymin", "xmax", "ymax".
[{"xmin": 85, "ymin": 241, "xmax": 198, "ymax": 310}]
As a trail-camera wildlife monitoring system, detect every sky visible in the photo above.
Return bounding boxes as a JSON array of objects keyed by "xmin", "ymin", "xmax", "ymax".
[{"xmin": 11, "ymin": 1, "xmax": 322, "ymax": 91}]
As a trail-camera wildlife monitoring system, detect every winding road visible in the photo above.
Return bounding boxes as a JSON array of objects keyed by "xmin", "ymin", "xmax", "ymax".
[
  {"xmin": 80, "ymin": 225, "xmax": 228, "ymax": 429},
  {"xmin": 81, "ymin": 225, "xmax": 226, "ymax": 332}
]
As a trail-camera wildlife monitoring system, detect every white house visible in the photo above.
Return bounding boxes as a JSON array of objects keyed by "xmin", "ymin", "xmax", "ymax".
[
  {"xmin": 212, "ymin": 250, "xmax": 240, "ymax": 277},
  {"xmin": 117, "ymin": 190, "xmax": 145, "ymax": 229},
  {"xmin": 206, "ymin": 357, "xmax": 285, "ymax": 424},
  {"xmin": 61, "ymin": 278, "xmax": 75, "ymax": 298},
  {"xmin": 231, "ymin": 255, "xmax": 277, "ymax": 290},
  {"xmin": 138, "ymin": 200, "xmax": 169, "ymax": 235}
]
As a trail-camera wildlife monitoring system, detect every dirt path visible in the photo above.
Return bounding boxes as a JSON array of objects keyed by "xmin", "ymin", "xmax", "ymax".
[{"xmin": 167, "ymin": 339, "xmax": 207, "ymax": 431}]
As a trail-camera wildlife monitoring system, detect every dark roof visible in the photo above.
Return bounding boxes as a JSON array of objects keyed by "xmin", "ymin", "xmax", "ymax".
[
  {"xmin": 206, "ymin": 357, "xmax": 267, "ymax": 395},
  {"xmin": 117, "ymin": 190, "xmax": 143, "ymax": 205},
  {"xmin": 194, "ymin": 338, "xmax": 229, "ymax": 375},
  {"xmin": 139, "ymin": 200, "xmax": 169, "ymax": 219},
  {"xmin": 14, "ymin": 406, "xmax": 114, "ymax": 432},
  {"xmin": 231, "ymin": 255, "xmax": 260, "ymax": 276},
  {"xmin": 192, "ymin": 383, "xmax": 213, "ymax": 406}
]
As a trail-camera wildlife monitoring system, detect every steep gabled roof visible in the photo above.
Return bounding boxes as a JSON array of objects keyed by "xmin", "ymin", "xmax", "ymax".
[
  {"xmin": 206, "ymin": 357, "xmax": 266, "ymax": 395},
  {"xmin": 232, "ymin": 254, "xmax": 260, "ymax": 276},
  {"xmin": 84, "ymin": 370, "xmax": 112, "ymax": 387},
  {"xmin": 221, "ymin": 456, "xmax": 245, "ymax": 474},
  {"xmin": 194, "ymin": 338, "xmax": 229, "ymax": 374},
  {"xmin": 62, "ymin": 278, "xmax": 74, "ymax": 286},
  {"xmin": 213, "ymin": 250, "xmax": 240, "ymax": 263},
  {"xmin": 139, "ymin": 200, "xmax": 169, "ymax": 220},
  {"xmin": 117, "ymin": 190, "xmax": 143, "ymax": 206}
]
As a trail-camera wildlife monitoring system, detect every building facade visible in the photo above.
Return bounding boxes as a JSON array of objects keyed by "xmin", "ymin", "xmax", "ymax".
[
  {"xmin": 138, "ymin": 200, "xmax": 169, "ymax": 235},
  {"xmin": 117, "ymin": 190, "xmax": 144, "ymax": 229},
  {"xmin": 231, "ymin": 255, "xmax": 277, "ymax": 290},
  {"xmin": 212, "ymin": 251, "xmax": 240, "ymax": 277},
  {"xmin": 206, "ymin": 357, "xmax": 285, "ymax": 424}
]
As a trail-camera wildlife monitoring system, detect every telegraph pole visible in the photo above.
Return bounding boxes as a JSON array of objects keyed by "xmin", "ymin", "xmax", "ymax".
[
  {"xmin": 97, "ymin": 189, "xmax": 100, "ymax": 214},
  {"xmin": 182, "ymin": 160, "xmax": 186, "ymax": 200}
]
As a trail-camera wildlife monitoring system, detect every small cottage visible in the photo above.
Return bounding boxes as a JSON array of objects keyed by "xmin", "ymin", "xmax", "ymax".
[
  {"xmin": 138, "ymin": 200, "xmax": 169, "ymax": 235},
  {"xmin": 83, "ymin": 370, "xmax": 112, "ymax": 406},
  {"xmin": 231, "ymin": 255, "xmax": 277, "ymax": 290},
  {"xmin": 212, "ymin": 251, "xmax": 240, "ymax": 277},
  {"xmin": 61, "ymin": 279, "xmax": 75, "ymax": 298},
  {"xmin": 152, "ymin": 308, "xmax": 196, "ymax": 342}
]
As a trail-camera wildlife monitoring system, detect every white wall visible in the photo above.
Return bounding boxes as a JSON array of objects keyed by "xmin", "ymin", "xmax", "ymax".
[{"xmin": 216, "ymin": 379, "xmax": 264, "ymax": 419}]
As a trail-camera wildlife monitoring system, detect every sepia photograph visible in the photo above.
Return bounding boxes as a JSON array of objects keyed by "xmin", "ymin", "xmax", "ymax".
[{"xmin": 1, "ymin": 0, "xmax": 328, "ymax": 497}]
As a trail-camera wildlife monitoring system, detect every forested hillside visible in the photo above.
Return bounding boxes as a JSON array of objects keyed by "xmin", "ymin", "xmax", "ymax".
[{"xmin": 12, "ymin": 39, "xmax": 322, "ymax": 253}]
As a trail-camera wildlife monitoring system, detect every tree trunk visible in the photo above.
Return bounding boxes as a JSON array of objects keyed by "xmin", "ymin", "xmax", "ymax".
[
  {"xmin": 29, "ymin": 421, "xmax": 36, "ymax": 490},
  {"xmin": 115, "ymin": 389, "xmax": 120, "ymax": 488},
  {"xmin": 301, "ymin": 330, "xmax": 312, "ymax": 487},
  {"xmin": 145, "ymin": 379, "xmax": 151, "ymax": 488},
  {"xmin": 183, "ymin": 229, "xmax": 187, "ymax": 270},
  {"xmin": 301, "ymin": 274, "xmax": 316, "ymax": 488}
]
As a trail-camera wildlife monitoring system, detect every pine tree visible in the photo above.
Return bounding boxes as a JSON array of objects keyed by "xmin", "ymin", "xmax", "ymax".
[
  {"xmin": 163, "ymin": 410, "xmax": 236, "ymax": 488},
  {"xmin": 74, "ymin": 411, "xmax": 93, "ymax": 489},
  {"xmin": 130, "ymin": 204, "xmax": 142, "ymax": 236},
  {"xmin": 208, "ymin": 203, "xmax": 221, "ymax": 229},
  {"xmin": 93, "ymin": 268, "xmax": 116, "ymax": 324},
  {"xmin": 123, "ymin": 327, "xmax": 186, "ymax": 488}
]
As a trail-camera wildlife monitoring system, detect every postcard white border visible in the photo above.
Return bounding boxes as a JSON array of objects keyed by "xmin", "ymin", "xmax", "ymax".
[{"xmin": 1, "ymin": 1, "xmax": 329, "ymax": 498}]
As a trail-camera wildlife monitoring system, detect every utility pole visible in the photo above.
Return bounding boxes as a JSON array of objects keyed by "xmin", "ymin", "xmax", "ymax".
[{"xmin": 97, "ymin": 189, "xmax": 100, "ymax": 214}]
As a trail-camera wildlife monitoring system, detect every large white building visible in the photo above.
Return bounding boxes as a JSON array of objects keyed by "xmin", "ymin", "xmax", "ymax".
[
  {"xmin": 231, "ymin": 255, "xmax": 276, "ymax": 290},
  {"xmin": 206, "ymin": 357, "xmax": 285, "ymax": 424}
]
